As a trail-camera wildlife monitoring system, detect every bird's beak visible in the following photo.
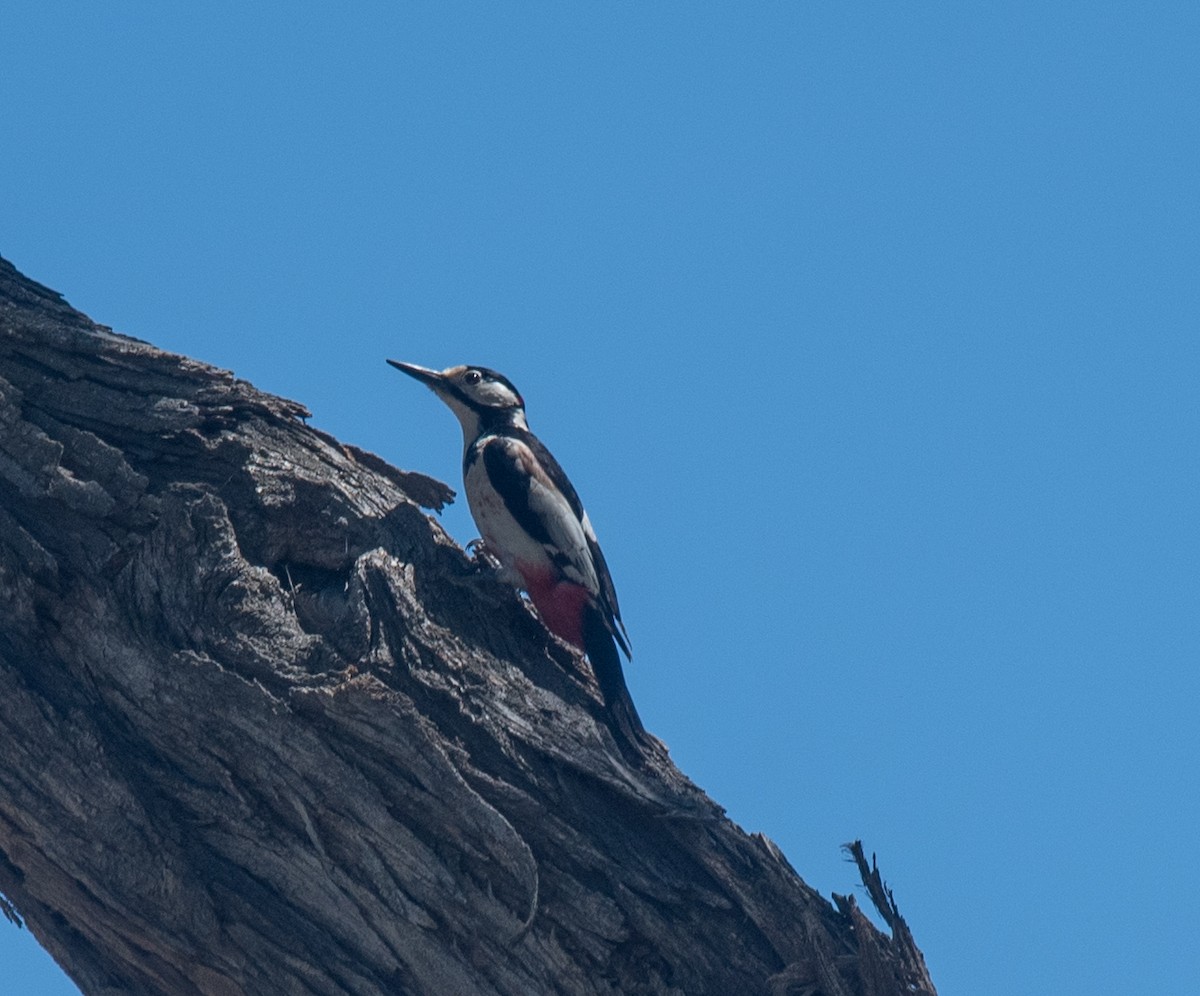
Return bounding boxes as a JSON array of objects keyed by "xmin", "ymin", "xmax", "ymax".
[{"xmin": 387, "ymin": 360, "xmax": 447, "ymax": 391}]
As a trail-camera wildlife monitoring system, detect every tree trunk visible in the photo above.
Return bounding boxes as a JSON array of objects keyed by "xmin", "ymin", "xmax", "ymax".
[{"xmin": 0, "ymin": 254, "xmax": 937, "ymax": 996}]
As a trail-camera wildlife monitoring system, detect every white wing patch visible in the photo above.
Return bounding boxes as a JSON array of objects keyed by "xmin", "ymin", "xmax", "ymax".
[{"xmin": 525, "ymin": 460, "xmax": 600, "ymax": 593}]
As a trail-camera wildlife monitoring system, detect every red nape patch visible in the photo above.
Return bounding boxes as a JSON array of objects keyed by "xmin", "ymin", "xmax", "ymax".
[{"xmin": 518, "ymin": 566, "xmax": 589, "ymax": 650}]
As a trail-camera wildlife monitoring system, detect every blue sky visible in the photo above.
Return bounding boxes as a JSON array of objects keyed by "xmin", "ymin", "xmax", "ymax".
[{"xmin": 3, "ymin": 4, "xmax": 1197, "ymax": 993}]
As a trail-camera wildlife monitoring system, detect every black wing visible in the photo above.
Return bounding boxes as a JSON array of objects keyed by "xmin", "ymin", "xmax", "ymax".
[{"xmin": 492, "ymin": 428, "xmax": 631, "ymax": 659}]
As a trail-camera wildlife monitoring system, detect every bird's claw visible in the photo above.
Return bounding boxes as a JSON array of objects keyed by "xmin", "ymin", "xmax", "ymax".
[{"xmin": 467, "ymin": 538, "xmax": 504, "ymax": 572}]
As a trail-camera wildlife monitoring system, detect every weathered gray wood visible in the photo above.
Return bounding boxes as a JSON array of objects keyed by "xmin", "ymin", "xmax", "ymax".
[{"xmin": 0, "ymin": 255, "xmax": 937, "ymax": 996}]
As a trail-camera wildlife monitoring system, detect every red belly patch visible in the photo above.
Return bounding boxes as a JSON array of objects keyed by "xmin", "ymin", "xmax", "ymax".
[{"xmin": 516, "ymin": 562, "xmax": 590, "ymax": 650}]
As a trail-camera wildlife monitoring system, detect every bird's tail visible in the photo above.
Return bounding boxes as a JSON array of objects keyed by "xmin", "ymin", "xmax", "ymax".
[{"xmin": 581, "ymin": 602, "xmax": 651, "ymax": 755}]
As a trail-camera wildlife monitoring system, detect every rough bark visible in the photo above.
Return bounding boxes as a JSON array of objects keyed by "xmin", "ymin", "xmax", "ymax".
[{"xmin": 0, "ymin": 254, "xmax": 937, "ymax": 996}]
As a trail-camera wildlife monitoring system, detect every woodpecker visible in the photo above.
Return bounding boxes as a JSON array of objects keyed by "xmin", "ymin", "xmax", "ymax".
[{"xmin": 388, "ymin": 360, "xmax": 648, "ymax": 749}]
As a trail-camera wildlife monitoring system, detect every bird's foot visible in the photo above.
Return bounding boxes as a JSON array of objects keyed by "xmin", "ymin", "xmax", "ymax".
[
  {"xmin": 462, "ymin": 539, "xmax": 526, "ymax": 590},
  {"xmin": 466, "ymin": 538, "xmax": 504, "ymax": 572}
]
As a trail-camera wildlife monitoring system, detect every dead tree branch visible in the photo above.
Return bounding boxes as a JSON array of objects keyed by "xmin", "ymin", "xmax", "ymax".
[{"xmin": 0, "ymin": 254, "xmax": 937, "ymax": 996}]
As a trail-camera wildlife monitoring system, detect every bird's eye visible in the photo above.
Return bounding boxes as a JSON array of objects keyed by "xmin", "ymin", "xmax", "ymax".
[{"xmin": 463, "ymin": 370, "xmax": 482, "ymax": 385}]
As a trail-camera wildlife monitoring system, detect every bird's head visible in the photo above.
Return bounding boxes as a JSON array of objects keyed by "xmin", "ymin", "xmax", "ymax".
[{"xmin": 388, "ymin": 361, "xmax": 527, "ymax": 438}]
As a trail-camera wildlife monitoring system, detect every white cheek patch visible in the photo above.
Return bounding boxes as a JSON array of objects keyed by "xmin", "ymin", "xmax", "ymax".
[{"xmin": 473, "ymin": 380, "xmax": 520, "ymax": 408}]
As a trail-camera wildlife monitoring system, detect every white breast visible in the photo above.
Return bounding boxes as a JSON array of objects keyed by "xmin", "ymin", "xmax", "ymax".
[
  {"xmin": 462, "ymin": 435, "xmax": 599, "ymax": 595},
  {"xmin": 463, "ymin": 449, "xmax": 555, "ymax": 573}
]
